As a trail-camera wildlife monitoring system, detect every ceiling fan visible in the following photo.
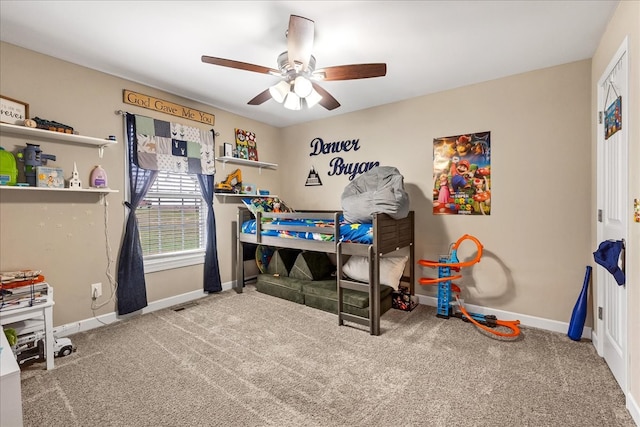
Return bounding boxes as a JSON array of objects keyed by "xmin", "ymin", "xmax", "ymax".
[{"xmin": 201, "ymin": 15, "xmax": 387, "ymax": 111}]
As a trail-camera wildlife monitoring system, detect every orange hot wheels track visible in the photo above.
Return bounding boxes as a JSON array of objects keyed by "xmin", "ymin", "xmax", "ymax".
[{"xmin": 418, "ymin": 234, "xmax": 520, "ymax": 338}]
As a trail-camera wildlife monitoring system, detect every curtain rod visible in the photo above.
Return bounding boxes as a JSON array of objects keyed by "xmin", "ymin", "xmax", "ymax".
[{"xmin": 115, "ymin": 110, "xmax": 219, "ymax": 136}]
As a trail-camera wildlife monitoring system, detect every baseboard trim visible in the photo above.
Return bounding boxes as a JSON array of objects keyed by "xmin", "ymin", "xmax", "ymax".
[
  {"xmin": 591, "ymin": 330, "xmax": 602, "ymax": 355},
  {"xmin": 628, "ymin": 391, "xmax": 640, "ymax": 426},
  {"xmin": 414, "ymin": 295, "xmax": 593, "ymax": 339},
  {"xmin": 53, "ymin": 280, "xmax": 234, "ymax": 337}
]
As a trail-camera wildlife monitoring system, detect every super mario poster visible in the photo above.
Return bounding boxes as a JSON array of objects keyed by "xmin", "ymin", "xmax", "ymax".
[{"xmin": 433, "ymin": 132, "xmax": 491, "ymax": 215}]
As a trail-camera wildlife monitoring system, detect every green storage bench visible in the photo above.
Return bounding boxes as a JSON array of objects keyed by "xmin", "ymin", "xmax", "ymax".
[{"xmin": 255, "ymin": 249, "xmax": 393, "ymax": 318}]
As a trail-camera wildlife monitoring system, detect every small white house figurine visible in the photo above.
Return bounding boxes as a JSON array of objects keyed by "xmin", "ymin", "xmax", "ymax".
[{"xmin": 68, "ymin": 162, "xmax": 82, "ymax": 189}]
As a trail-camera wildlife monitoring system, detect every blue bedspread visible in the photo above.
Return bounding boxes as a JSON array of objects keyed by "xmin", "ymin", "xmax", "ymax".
[{"xmin": 241, "ymin": 218, "xmax": 373, "ymax": 244}]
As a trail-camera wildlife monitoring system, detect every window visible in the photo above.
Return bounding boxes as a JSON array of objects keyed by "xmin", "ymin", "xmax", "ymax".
[{"xmin": 136, "ymin": 171, "xmax": 206, "ymax": 272}]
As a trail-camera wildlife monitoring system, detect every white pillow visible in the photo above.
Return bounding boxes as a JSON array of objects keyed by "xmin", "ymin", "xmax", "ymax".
[{"xmin": 342, "ymin": 255, "xmax": 408, "ymax": 290}]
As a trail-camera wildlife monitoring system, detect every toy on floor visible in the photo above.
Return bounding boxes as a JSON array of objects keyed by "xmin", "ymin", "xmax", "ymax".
[
  {"xmin": 12, "ymin": 330, "xmax": 76, "ymax": 366},
  {"xmin": 418, "ymin": 234, "xmax": 521, "ymax": 338}
]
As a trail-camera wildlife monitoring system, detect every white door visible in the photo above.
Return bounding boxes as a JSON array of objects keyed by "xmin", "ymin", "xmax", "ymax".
[{"xmin": 596, "ymin": 38, "xmax": 628, "ymax": 393}]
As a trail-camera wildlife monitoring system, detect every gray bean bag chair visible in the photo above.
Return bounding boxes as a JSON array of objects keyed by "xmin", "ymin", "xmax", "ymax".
[{"xmin": 341, "ymin": 166, "xmax": 410, "ymax": 223}]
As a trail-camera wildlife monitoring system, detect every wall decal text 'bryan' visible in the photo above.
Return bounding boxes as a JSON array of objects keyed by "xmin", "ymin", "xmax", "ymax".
[{"xmin": 309, "ymin": 137, "xmax": 379, "ymax": 180}]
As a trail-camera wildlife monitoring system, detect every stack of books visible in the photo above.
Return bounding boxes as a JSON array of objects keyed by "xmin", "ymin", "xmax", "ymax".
[{"xmin": 0, "ymin": 270, "xmax": 48, "ymax": 312}]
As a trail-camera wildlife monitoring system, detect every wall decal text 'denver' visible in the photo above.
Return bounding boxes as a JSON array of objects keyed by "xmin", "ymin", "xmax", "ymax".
[{"xmin": 123, "ymin": 90, "xmax": 215, "ymax": 126}]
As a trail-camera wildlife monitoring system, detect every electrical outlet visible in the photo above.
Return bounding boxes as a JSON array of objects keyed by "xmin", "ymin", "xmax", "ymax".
[{"xmin": 91, "ymin": 283, "xmax": 102, "ymax": 299}]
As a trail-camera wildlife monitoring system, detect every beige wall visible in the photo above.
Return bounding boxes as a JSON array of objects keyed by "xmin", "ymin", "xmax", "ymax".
[
  {"xmin": 0, "ymin": 42, "xmax": 283, "ymax": 325},
  {"xmin": 1, "ymin": 42, "xmax": 594, "ymax": 326},
  {"xmin": 591, "ymin": 0, "xmax": 639, "ymax": 415},
  {"xmin": 280, "ymin": 60, "xmax": 593, "ymax": 323}
]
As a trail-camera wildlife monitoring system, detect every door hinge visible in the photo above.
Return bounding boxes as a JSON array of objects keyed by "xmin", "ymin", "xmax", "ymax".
[
  {"xmin": 599, "ymin": 111, "xmax": 603, "ymax": 124},
  {"xmin": 598, "ymin": 307, "xmax": 603, "ymax": 320},
  {"xmin": 598, "ymin": 209, "xmax": 603, "ymax": 222}
]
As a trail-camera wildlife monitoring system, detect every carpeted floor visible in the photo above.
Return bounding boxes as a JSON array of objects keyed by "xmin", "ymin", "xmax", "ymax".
[{"xmin": 19, "ymin": 287, "xmax": 635, "ymax": 426}]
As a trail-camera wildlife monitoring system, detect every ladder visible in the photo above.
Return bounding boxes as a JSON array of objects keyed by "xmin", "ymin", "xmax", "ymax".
[{"xmin": 336, "ymin": 243, "xmax": 380, "ymax": 335}]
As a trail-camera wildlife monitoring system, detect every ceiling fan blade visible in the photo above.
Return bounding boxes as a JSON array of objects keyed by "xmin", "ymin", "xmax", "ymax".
[
  {"xmin": 311, "ymin": 82, "xmax": 340, "ymax": 111},
  {"xmin": 314, "ymin": 63, "xmax": 387, "ymax": 81},
  {"xmin": 287, "ymin": 15, "xmax": 314, "ymax": 72},
  {"xmin": 201, "ymin": 56, "xmax": 279, "ymax": 75},
  {"xmin": 247, "ymin": 89, "xmax": 272, "ymax": 105}
]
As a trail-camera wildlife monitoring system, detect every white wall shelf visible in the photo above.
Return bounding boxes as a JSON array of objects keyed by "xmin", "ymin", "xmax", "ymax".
[
  {"xmin": 0, "ymin": 122, "xmax": 118, "ymax": 191},
  {"xmin": 216, "ymin": 156, "xmax": 277, "ymax": 174},
  {"xmin": 215, "ymin": 193, "xmax": 278, "ymax": 202},
  {"xmin": 0, "ymin": 186, "xmax": 118, "ymax": 194},
  {"xmin": 215, "ymin": 157, "xmax": 277, "ymax": 200},
  {"xmin": 0, "ymin": 122, "xmax": 118, "ymax": 148}
]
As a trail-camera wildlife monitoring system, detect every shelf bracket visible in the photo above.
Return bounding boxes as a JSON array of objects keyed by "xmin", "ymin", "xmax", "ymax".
[{"xmin": 98, "ymin": 145, "xmax": 105, "ymax": 159}]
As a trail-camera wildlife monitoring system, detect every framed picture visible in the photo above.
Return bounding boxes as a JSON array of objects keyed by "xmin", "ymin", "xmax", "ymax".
[
  {"xmin": 0, "ymin": 95, "xmax": 29, "ymax": 125},
  {"xmin": 223, "ymin": 142, "xmax": 233, "ymax": 157}
]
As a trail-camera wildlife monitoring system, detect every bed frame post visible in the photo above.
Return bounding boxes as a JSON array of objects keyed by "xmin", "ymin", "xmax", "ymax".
[
  {"xmin": 410, "ymin": 211, "xmax": 415, "ymax": 296},
  {"xmin": 369, "ymin": 244, "xmax": 381, "ymax": 336},
  {"xmin": 235, "ymin": 208, "xmax": 244, "ymax": 293},
  {"xmin": 337, "ymin": 241, "xmax": 344, "ymax": 327}
]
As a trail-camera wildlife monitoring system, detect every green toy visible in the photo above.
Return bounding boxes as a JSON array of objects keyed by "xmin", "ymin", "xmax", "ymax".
[{"xmin": 4, "ymin": 327, "xmax": 18, "ymax": 346}]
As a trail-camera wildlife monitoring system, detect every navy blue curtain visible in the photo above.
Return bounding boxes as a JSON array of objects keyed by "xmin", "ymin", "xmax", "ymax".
[
  {"xmin": 198, "ymin": 171, "xmax": 222, "ymax": 293},
  {"xmin": 117, "ymin": 113, "xmax": 158, "ymax": 315}
]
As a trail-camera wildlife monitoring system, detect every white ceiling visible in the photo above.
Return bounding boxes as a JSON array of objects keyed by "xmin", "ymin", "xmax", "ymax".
[{"xmin": 0, "ymin": 1, "xmax": 618, "ymax": 128}]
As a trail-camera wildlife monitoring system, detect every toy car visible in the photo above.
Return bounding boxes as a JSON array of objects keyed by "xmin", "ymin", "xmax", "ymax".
[{"xmin": 13, "ymin": 332, "xmax": 76, "ymax": 366}]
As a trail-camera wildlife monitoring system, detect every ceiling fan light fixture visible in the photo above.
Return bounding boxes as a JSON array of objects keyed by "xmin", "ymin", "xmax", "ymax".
[
  {"xmin": 269, "ymin": 80, "xmax": 290, "ymax": 103},
  {"xmin": 203, "ymin": 15, "xmax": 387, "ymax": 113},
  {"xmin": 293, "ymin": 75, "xmax": 313, "ymax": 97},
  {"xmin": 283, "ymin": 91, "xmax": 302, "ymax": 110},
  {"xmin": 304, "ymin": 88, "xmax": 323, "ymax": 108}
]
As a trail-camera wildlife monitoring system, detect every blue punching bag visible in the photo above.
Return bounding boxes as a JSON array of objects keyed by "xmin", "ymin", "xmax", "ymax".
[{"xmin": 568, "ymin": 266, "xmax": 592, "ymax": 341}]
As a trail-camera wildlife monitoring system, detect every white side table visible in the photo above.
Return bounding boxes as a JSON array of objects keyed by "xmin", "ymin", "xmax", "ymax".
[
  {"xmin": 0, "ymin": 284, "xmax": 55, "ymax": 370},
  {"xmin": 1, "ymin": 326, "xmax": 23, "ymax": 426}
]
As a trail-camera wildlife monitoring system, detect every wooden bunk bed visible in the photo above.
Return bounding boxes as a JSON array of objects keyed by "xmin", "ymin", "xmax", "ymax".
[{"xmin": 236, "ymin": 207, "xmax": 415, "ymax": 335}]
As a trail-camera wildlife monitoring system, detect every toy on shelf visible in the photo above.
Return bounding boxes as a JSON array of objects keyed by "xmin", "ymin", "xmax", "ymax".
[
  {"xmin": 15, "ymin": 143, "xmax": 56, "ymax": 186},
  {"xmin": 31, "ymin": 116, "xmax": 74, "ymax": 134},
  {"xmin": 68, "ymin": 162, "xmax": 82, "ymax": 189},
  {"xmin": 215, "ymin": 168, "xmax": 242, "ymax": 193},
  {"xmin": 0, "ymin": 146, "xmax": 18, "ymax": 185},
  {"xmin": 36, "ymin": 166, "xmax": 64, "ymax": 188},
  {"xmin": 418, "ymin": 234, "xmax": 521, "ymax": 338}
]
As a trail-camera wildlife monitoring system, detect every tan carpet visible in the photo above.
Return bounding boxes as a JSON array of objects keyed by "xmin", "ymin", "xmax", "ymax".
[{"xmin": 20, "ymin": 287, "xmax": 635, "ymax": 426}]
